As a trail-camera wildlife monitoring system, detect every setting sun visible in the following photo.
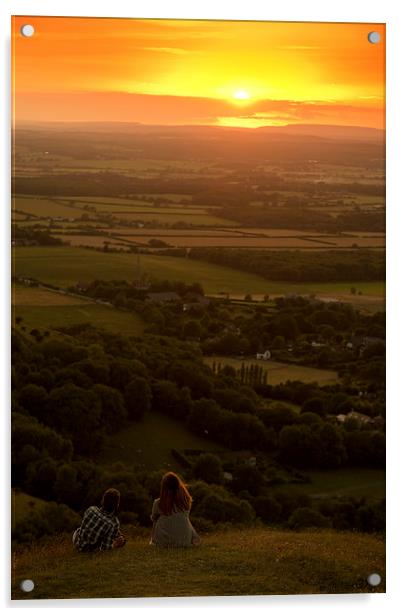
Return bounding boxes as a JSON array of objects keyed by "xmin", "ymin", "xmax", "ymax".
[{"xmin": 233, "ymin": 89, "xmax": 251, "ymax": 101}]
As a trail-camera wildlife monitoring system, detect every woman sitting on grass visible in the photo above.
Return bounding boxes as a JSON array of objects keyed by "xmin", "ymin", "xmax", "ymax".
[{"xmin": 150, "ymin": 472, "xmax": 200, "ymax": 548}]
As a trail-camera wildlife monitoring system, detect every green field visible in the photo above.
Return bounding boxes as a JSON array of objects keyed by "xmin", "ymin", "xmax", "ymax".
[
  {"xmin": 13, "ymin": 246, "xmax": 275, "ymax": 294},
  {"xmin": 13, "ymin": 246, "xmax": 385, "ymax": 299},
  {"xmin": 13, "ymin": 197, "xmax": 79, "ymax": 218},
  {"xmin": 97, "ymin": 412, "xmax": 227, "ymax": 471},
  {"xmin": 12, "ymin": 284, "xmax": 144, "ymax": 335},
  {"xmin": 12, "ymin": 527, "xmax": 385, "ymax": 598},
  {"xmin": 204, "ymin": 356, "xmax": 339, "ymax": 386}
]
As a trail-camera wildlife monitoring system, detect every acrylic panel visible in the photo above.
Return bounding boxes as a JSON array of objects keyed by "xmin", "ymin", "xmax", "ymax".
[{"xmin": 11, "ymin": 16, "xmax": 385, "ymax": 600}]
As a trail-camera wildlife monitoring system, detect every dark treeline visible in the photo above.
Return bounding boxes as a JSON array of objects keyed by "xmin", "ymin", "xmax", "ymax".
[
  {"xmin": 12, "ymin": 225, "xmax": 64, "ymax": 246},
  {"xmin": 13, "ymin": 172, "xmax": 206, "ymax": 198},
  {"xmin": 188, "ymin": 248, "xmax": 384, "ymax": 282},
  {"xmin": 13, "ymin": 172, "xmax": 384, "ymax": 202},
  {"xmin": 216, "ymin": 206, "xmax": 385, "ymax": 232}
]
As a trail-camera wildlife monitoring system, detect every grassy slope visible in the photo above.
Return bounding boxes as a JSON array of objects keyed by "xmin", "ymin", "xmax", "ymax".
[
  {"xmin": 12, "ymin": 492, "xmax": 48, "ymax": 534},
  {"xmin": 291, "ymin": 468, "xmax": 386, "ymax": 500},
  {"xmin": 14, "ymin": 246, "xmax": 384, "ymax": 298},
  {"xmin": 97, "ymin": 412, "xmax": 227, "ymax": 471},
  {"xmin": 11, "ymin": 527, "xmax": 385, "ymax": 599},
  {"xmin": 271, "ymin": 468, "xmax": 385, "ymax": 501}
]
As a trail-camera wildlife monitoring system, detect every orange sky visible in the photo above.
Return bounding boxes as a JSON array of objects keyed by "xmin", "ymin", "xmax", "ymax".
[{"xmin": 12, "ymin": 17, "xmax": 385, "ymax": 128}]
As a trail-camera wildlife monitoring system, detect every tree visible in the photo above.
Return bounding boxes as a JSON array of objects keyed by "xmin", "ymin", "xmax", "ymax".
[
  {"xmin": 182, "ymin": 320, "xmax": 201, "ymax": 339},
  {"xmin": 301, "ymin": 397, "xmax": 326, "ymax": 417},
  {"xmin": 259, "ymin": 403, "xmax": 299, "ymax": 431},
  {"xmin": 168, "ymin": 361, "xmax": 213, "ymax": 399},
  {"xmin": 93, "ymin": 384, "xmax": 127, "ymax": 432},
  {"xmin": 18, "ymin": 384, "xmax": 48, "ymax": 420},
  {"xmin": 53, "ymin": 464, "xmax": 79, "ymax": 508},
  {"xmin": 288, "ymin": 507, "xmax": 331, "ymax": 529},
  {"xmin": 193, "ymin": 454, "xmax": 223, "ymax": 484},
  {"xmin": 253, "ymin": 493, "xmax": 282, "ymax": 523},
  {"xmin": 38, "ymin": 339, "xmax": 87, "ymax": 365},
  {"xmin": 124, "ymin": 376, "xmax": 152, "ymax": 420},
  {"xmin": 272, "ymin": 315, "xmax": 299, "ymax": 342},
  {"xmin": 46, "ymin": 384, "xmax": 102, "ymax": 454},
  {"xmin": 213, "ymin": 388, "xmax": 256, "ymax": 415},
  {"xmin": 151, "ymin": 380, "xmax": 192, "ymax": 420},
  {"xmin": 278, "ymin": 424, "xmax": 321, "ymax": 468},
  {"xmin": 109, "ymin": 358, "xmax": 147, "ymax": 390},
  {"xmin": 272, "ymin": 335, "xmax": 286, "ymax": 349},
  {"xmin": 299, "ymin": 412, "xmax": 322, "ymax": 425},
  {"xmin": 12, "ymin": 412, "xmax": 73, "ymax": 486},
  {"xmin": 73, "ymin": 358, "xmax": 110, "ymax": 384},
  {"xmin": 314, "ymin": 423, "xmax": 346, "ymax": 469},
  {"xmin": 25, "ymin": 457, "xmax": 59, "ymax": 500},
  {"xmin": 232, "ymin": 465, "xmax": 264, "ymax": 497}
]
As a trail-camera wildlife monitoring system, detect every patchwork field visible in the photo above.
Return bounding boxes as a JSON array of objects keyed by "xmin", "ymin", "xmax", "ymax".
[{"xmin": 204, "ymin": 356, "xmax": 339, "ymax": 386}]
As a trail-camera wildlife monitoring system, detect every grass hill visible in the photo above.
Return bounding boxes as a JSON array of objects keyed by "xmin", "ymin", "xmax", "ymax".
[{"xmin": 12, "ymin": 526, "xmax": 385, "ymax": 599}]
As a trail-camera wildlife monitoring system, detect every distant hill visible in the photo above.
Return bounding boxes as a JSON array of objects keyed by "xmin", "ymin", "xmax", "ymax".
[
  {"xmin": 17, "ymin": 121, "xmax": 384, "ymax": 143},
  {"xmin": 12, "ymin": 526, "xmax": 384, "ymax": 599},
  {"xmin": 257, "ymin": 123, "xmax": 385, "ymax": 142}
]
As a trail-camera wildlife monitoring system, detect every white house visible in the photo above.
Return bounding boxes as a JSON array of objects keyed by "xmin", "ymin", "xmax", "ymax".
[{"xmin": 256, "ymin": 350, "xmax": 271, "ymax": 360}]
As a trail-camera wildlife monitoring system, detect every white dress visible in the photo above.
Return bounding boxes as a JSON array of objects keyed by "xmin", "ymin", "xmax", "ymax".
[{"xmin": 150, "ymin": 498, "xmax": 200, "ymax": 548}]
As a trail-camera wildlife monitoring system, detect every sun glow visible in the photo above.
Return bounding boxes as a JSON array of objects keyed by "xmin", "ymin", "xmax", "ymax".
[{"xmin": 233, "ymin": 89, "xmax": 250, "ymax": 101}]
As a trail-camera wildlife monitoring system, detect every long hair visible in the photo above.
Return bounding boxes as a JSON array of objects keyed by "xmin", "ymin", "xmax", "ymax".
[{"xmin": 158, "ymin": 472, "xmax": 192, "ymax": 516}]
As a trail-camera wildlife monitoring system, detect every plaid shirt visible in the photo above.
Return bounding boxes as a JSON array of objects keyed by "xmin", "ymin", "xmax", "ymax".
[{"xmin": 73, "ymin": 506, "xmax": 120, "ymax": 552}]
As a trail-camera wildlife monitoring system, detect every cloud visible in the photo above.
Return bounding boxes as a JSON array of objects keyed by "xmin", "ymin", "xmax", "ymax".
[
  {"xmin": 140, "ymin": 46, "xmax": 193, "ymax": 55},
  {"xmin": 277, "ymin": 45, "xmax": 322, "ymax": 50}
]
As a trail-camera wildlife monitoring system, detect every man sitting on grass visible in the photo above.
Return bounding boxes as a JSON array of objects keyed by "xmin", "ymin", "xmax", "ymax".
[{"xmin": 73, "ymin": 488, "xmax": 126, "ymax": 552}]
